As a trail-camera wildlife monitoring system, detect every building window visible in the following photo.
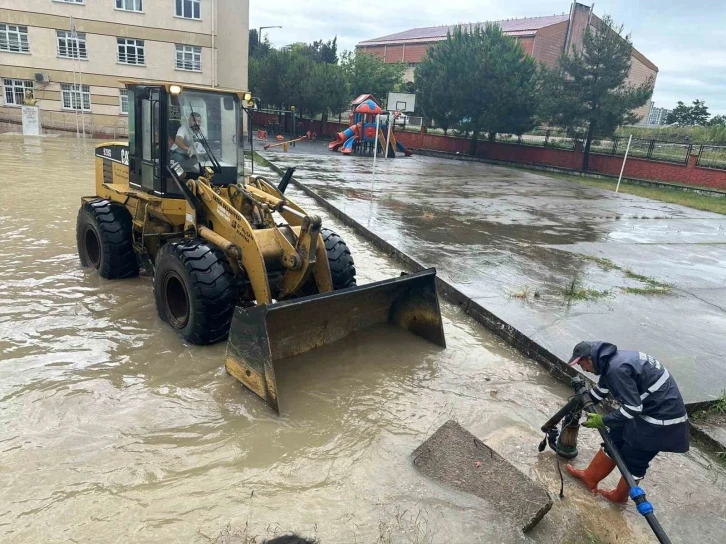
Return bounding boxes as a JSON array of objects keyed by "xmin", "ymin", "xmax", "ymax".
[
  {"xmin": 119, "ymin": 89, "xmax": 129, "ymax": 115},
  {"xmin": 61, "ymin": 83, "xmax": 91, "ymax": 111},
  {"xmin": 0, "ymin": 24, "xmax": 30, "ymax": 54},
  {"xmin": 117, "ymin": 38, "xmax": 145, "ymax": 65},
  {"xmin": 57, "ymin": 30, "xmax": 87, "ymax": 59},
  {"xmin": 3, "ymin": 79, "xmax": 34, "ymax": 106},
  {"xmin": 175, "ymin": 44, "xmax": 202, "ymax": 72},
  {"xmin": 175, "ymin": 0, "xmax": 201, "ymax": 20},
  {"xmin": 116, "ymin": 0, "xmax": 143, "ymax": 12},
  {"xmin": 54, "ymin": 0, "xmax": 85, "ymax": 4}
]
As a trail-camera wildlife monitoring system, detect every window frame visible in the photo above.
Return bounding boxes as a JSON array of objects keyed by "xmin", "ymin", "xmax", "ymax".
[
  {"xmin": 56, "ymin": 30, "xmax": 88, "ymax": 60},
  {"xmin": 60, "ymin": 83, "xmax": 92, "ymax": 112},
  {"xmin": 115, "ymin": 0, "xmax": 143, "ymax": 13},
  {"xmin": 53, "ymin": 0, "xmax": 85, "ymax": 4},
  {"xmin": 3, "ymin": 79, "xmax": 34, "ymax": 107},
  {"xmin": 174, "ymin": 0, "xmax": 202, "ymax": 20},
  {"xmin": 0, "ymin": 23, "xmax": 30, "ymax": 54},
  {"xmin": 116, "ymin": 37, "xmax": 145, "ymax": 66},
  {"xmin": 119, "ymin": 89, "xmax": 129, "ymax": 115},
  {"xmin": 174, "ymin": 44, "xmax": 202, "ymax": 72}
]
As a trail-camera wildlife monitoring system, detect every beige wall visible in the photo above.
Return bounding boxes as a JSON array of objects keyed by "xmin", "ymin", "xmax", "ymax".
[
  {"xmin": 0, "ymin": 0, "xmax": 249, "ymax": 132},
  {"xmin": 216, "ymin": 0, "xmax": 248, "ymax": 90},
  {"xmin": 0, "ymin": 27, "xmax": 212, "ymax": 84},
  {"xmin": 0, "ymin": 1, "xmax": 214, "ymax": 34}
]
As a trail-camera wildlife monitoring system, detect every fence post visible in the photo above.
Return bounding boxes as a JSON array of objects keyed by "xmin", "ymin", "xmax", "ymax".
[
  {"xmin": 545, "ymin": 129, "xmax": 550, "ymax": 147},
  {"xmin": 647, "ymin": 139, "xmax": 655, "ymax": 160},
  {"xmin": 615, "ymin": 134, "xmax": 633, "ymax": 194},
  {"xmin": 612, "ymin": 136, "xmax": 619, "ymax": 155}
]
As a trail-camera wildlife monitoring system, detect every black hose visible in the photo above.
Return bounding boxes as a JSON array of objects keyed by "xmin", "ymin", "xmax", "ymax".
[{"xmin": 572, "ymin": 379, "xmax": 672, "ymax": 544}]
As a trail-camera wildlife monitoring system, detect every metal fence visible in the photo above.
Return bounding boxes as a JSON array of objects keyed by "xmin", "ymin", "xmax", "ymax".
[
  {"xmin": 496, "ymin": 128, "xmax": 578, "ymax": 150},
  {"xmin": 696, "ymin": 145, "xmax": 726, "ymax": 170},
  {"xmin": 598, "ymin": 137, "xmax": 692, "ymax": 165}
]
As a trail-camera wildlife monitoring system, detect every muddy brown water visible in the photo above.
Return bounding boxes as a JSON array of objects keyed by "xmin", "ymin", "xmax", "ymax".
[{"xmin": 1, "ymin": 135, "xmax": 725, "ymax": 543}]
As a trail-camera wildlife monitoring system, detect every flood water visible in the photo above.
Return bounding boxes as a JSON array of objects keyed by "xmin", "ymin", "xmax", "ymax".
[{"xmin": 1, "ymin": 135, "xmax": 725, "ymax": 543}]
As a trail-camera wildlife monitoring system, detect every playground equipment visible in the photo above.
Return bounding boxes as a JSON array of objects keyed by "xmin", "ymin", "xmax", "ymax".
[
  {"xmin": 329, "ymin": 94, "xmax": 412, "ymax": 157},
  {"xmin": 263, "ymin": 135, "xmax": 309, "ymax": 151}
]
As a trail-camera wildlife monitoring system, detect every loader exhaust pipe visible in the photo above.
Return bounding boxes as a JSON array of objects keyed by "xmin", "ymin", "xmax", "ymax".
[{"xmin": 225, "ymin": 268, "xmax": 445, "ymax": 414}]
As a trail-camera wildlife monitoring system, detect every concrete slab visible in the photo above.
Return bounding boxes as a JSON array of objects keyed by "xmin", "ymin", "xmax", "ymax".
[
  {"xmin": 413, "ymin": 420, "xmax": 552, "ymax": 532},
  {"xmin": 261, "ymin": 149, "xmax": 726, "ymax": 403}
]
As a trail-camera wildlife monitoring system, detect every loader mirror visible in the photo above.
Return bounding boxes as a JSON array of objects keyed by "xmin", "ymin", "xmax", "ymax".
[{"xmin": 223, "ymin": 96, "xmax": 234, "ymax": 111}]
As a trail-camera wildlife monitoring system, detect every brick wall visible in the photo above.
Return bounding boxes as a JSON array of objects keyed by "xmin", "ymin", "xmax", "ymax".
[
  {"xmin": 518, "ymin": 37, "xmax": 535, "ymax": 56},
  {"xmin": 394, "ymin": 131, "xmax": 726, "ymax": 189},
  {"xmin": 533, "ymin": 20, "xmax": 568, "ymax": 67}
]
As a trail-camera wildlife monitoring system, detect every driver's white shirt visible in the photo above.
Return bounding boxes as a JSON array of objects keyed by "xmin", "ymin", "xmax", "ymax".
[{"xmin": 171, "ymin": 124, "xmax": 204, "ymax": 154}]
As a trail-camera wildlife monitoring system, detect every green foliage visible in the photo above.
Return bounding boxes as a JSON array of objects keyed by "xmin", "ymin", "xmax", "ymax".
[
  {"xmin": 248, "ymin": 29, "xmax": 271, "ymax": 58},
  {"xmin": 615, "ymin": 124, "xmax": 726, "ymax": 145},
  {"xmin": 339, "ymin": 50, "xmax": 406, "ymax": 105},
  {"xmin": 709, "ymin": 114, "xmax": 726, "ymax": 127},
  {"xmin": 667, "ymin": 99, "xmax": 711, "ymax": 126},
  {"xmin": 249, "ymin": 44, "xmax": 349, "ymax": 118},
  {"xmin": 540, "ymin": 15, "xmax": 653, "ymax": 170},
  {"xmin": 414, "ymin": 23, "xmax": 538, "ymax": 148}
]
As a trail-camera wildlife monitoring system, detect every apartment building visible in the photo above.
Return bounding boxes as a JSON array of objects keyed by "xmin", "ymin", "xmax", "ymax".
[{"xmin": 0, "ymin": 0, "xmax": 249, "ymax": 135}]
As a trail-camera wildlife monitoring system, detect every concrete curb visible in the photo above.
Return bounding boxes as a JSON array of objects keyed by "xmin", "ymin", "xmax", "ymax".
[
  {"xmin": 255, "ymin": 151, "xmax": 724, "ymax": 454},
  {"xmin": 412, "ymin": 148, "xmax": 726, "ymax": 198}
]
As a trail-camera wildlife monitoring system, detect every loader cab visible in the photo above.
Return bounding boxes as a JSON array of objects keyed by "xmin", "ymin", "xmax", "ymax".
[{"xmin": 126, "ymin": 83, "xmax": 243, "ymax": 197}]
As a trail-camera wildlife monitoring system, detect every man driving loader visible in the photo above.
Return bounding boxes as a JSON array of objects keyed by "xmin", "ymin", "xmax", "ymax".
[
  {"xmin": 170, "ymin": 111, "xmax": 205, "ymax": 170},
  {"xmin": 565, "ymin": 340, "xmax": 689, "ymax": 504}
]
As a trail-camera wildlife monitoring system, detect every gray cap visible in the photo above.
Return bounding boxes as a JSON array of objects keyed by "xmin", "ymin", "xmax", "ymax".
[{"xmin": 568, "ymin": 341, "xmax": 592, "ymax": 366}]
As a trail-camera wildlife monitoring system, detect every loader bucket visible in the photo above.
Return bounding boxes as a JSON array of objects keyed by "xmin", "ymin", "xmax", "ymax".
[{"xmin": 224, "ymin": 268, "xmax": 445, "ymax": 414}]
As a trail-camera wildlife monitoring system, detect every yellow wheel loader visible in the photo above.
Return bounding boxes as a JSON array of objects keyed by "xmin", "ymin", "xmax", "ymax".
[{"xmin": 76, "ymin": 81, "xmax": 445, "ymax": 413}]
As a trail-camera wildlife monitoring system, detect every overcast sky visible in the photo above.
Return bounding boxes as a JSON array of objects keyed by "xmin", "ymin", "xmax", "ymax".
[{"xmin": 251, "ymin": 0, "xmax": 726, "ymax": 115}]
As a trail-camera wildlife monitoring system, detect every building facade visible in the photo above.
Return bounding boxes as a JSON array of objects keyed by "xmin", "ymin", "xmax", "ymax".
[
  {"xmin": 0, "ymin": 0, "xmax": 249, "ymax": 136},
  {"xmin": 646, "ymin": 103, "xmax": 671, "ymax": 126},
  {"xmin": 357, "ymin": 2, "xmax": 658, "ymax": 122}
]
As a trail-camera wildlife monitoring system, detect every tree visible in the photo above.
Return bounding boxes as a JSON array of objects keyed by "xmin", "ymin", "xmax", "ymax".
[
  {"xmin": 340, "ymin": 51, "xmax": 405, "ymax": 105},
  {"xmin": 667, "ymin": 99, "xmax": 710, "ymax": 126},
  {"xmin": 249, "ymin": 29, "xmax": 271, "ymax": 58},
  {"xmin": 540, "ymin": 15, "xmax": 653, "ymax": 171},
  {"xmin": 414, "ymin": 24, "xmax": 539, "ymax": 150},
  {"xmin": 709, "ymin": 114, "xmax": 726, "ymax": 127}
]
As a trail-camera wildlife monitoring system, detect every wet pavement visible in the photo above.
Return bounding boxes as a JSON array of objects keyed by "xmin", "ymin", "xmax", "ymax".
[
  {"xmin": 262, "ymin": 141, "xmax": 726, "ymax": 405},
  {"xmin": 1, "ymin": 135, "xmax": 725, "ymax": 543}
]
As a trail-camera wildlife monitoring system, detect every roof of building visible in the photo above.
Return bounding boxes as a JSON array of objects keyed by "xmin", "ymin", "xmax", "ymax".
[{"xmin": 357, "ymin": 14, "xmax": 570, "ymax": 46}]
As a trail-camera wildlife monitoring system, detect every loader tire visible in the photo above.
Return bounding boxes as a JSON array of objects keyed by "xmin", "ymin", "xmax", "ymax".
[
  {"xmin": 153, "ymin": 239, "xmax": 238, "ymax": 345},
  {"xmin": 321, "ymin": 228, "xmax": 356, "ymax": 290},
  {"xmin": 76, "ymin": 199, "xmax": 139, "ymax": 279}
]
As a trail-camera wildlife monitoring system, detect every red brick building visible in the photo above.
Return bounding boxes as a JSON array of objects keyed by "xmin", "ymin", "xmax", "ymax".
[{"xmin": 356, "ymin": 2, "xmax": 658, "ymax": 121}]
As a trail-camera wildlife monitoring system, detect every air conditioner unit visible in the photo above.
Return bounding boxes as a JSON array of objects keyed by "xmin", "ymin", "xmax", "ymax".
[{"xmin": 34, "ymin": 72, "xmax": 50, "ymax": 83}]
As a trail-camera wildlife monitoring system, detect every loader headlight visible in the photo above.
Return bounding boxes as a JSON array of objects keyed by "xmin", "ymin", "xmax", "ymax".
[
  {"xmin": 170, "ymin": 85, "xmax": 182, "ymax": 95},
  {"xmin": 244, "ymin": 92, "xmax": 252, "ymax": 102}
]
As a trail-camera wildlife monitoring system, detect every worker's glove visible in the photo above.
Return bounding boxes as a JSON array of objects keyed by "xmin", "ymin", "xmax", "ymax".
[{"xmin": 582, "ymin": 412, "xmax": 605, "ymax": 429}]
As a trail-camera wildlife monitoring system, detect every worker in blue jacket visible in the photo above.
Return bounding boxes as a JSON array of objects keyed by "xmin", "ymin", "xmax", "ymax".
[{"xmin": 565, "ymin": 341, "xmax": 689, "ymax": 503}]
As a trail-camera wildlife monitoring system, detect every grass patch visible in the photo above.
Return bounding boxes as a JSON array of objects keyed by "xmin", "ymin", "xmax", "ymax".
[
  {"xmin": 621, "ymin": 286, "xmax": 671, "ymax": 296},
  {"xmin": 692, "ymin": 390, "xmax": 726, "ymax": 421},
  {"xmin": 562, "ymin": 277, "xmax": 611, "ymax": 302},
  {"xmin": 520, "ymin": 168, "xmax": 726, "ymax": 215},
  {"xmin": 580, "ymin": 255, "xmax": 673, "ymax": 295}
]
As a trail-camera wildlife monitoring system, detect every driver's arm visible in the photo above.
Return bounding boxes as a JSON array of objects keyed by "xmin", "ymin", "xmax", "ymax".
[{"xmin": 175, "ymin": 127, "xmax": 189, "ymax": 153}]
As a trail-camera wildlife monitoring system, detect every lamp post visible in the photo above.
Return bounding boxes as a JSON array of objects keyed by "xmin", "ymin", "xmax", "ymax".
[{"xmin": 258, "ymin": 26, "xmax": 282, "ymax": 48}]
